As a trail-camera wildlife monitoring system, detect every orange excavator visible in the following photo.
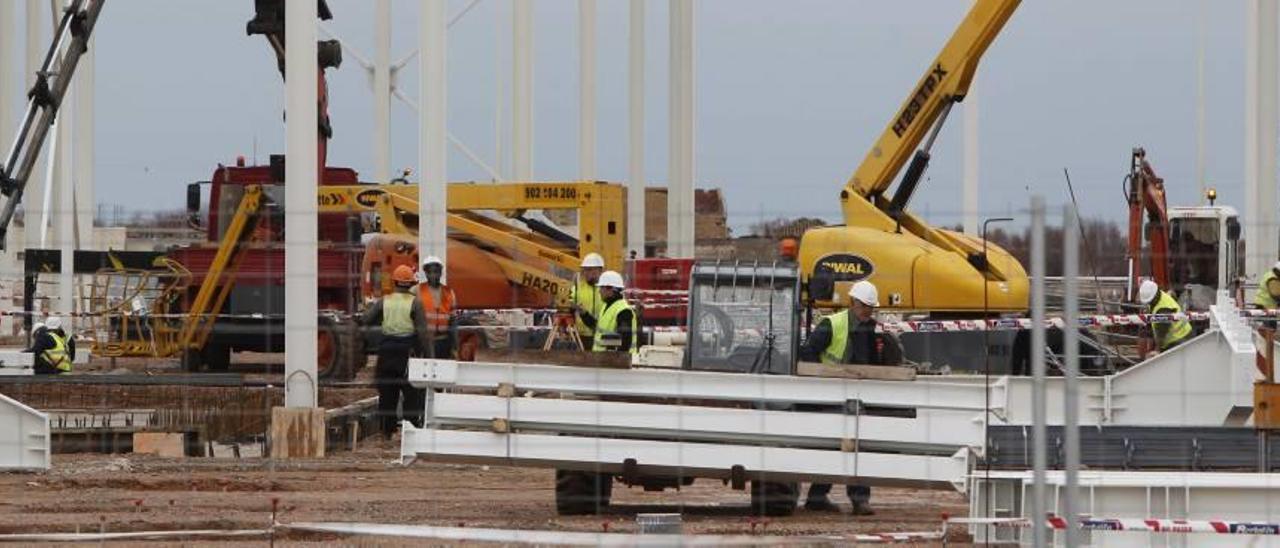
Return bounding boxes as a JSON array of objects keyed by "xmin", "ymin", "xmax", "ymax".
[{"xmin": 1125, "ymin": 148, "xmax": 1172, "ymax": 298}]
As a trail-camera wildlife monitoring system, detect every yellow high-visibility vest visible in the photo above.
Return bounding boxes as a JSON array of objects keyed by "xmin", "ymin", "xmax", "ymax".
[
  {"xmin": 43, "ymin": 332, "xmax": 70, "ymax": 372},
  {"xmin": 1256, "ymin": 269, "xmax": 1280, "ymax": 309},
  {"xmin": 382, "ymin": 292, "xmax": 416, "ymax": 337},
  {"xmin": 1152, "ymin": 290, "xmax": 1192, "ymax": 350},
  {"xmin": 572, "ymin": 277, "xmax": 603, "ymax": 338},
  {"xmin": 820, "ymin": 310, "xmax": 851, "ymax": 365},
  {"xmin": 592, "ymin": 299, "xmax": 638, "ymax": 354}
]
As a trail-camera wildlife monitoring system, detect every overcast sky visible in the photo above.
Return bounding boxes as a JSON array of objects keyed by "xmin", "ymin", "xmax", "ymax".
[{"xmin": 0, "ymin": 1, "xmax": 1246, "ymax": 233}]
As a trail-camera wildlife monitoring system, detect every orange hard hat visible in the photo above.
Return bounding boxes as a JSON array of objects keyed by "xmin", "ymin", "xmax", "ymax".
[{"xmin": 392, "ymin": 265, "xmax": 416, "ymax": 284}]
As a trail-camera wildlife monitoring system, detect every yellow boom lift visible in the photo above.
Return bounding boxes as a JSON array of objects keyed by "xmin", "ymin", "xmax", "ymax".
[{"xmin": 798, "ymin": 0, "xmax": 1028, "ymax": 313}]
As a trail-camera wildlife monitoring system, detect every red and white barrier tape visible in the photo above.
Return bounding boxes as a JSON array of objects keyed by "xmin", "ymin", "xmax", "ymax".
[
  {"xmin": 950, "ymin": 516, "xmax": 1280, "ymax": 535},
  {"xmin": 845, "ymin": 531, "xmax": 946, "ymax": 543}
]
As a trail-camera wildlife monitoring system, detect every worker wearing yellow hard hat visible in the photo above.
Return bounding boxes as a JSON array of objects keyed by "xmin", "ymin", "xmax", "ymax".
[{"xmin": 362, "ymin": 264, "xmax": 432, "ymax": 437}]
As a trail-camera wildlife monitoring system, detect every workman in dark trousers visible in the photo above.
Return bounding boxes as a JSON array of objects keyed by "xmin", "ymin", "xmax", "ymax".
[
  {"xmin": 29, "ymin": 316, "xmax": 74, "ymax": 375},
  {"xmin": 363, "ymin": 265, "xmax": 432, "ymax": 437},
  {"xmin": 797, "ymin": 280, "xmax": 901, "ymax": 515}
]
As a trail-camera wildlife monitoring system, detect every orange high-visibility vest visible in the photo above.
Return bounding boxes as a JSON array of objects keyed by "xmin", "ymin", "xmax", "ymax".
[{"xmin": 418, "ymin": 283, "xmax": 455, "ymax": 331}]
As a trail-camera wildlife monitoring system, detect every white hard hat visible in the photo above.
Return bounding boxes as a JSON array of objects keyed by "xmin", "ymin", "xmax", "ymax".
[
  {"xmin": 581, "ymin": 253, "xmax": 605, "ymax": 268},
  {"xmin": 422, "ymin": 256, "xmax": 443, "ymax": 268},
  {"xmin": 32, "ymin": 322, "xmax": 44, "ymax": 333},
  {"xmin": 597, "ymin": 270, "xmax": 625, "ymax": 289},
  {"xmin": 45, "ymin": 316, "xmax": 63, "ymax": 331},
  {"xmin": 1138, "ymin": 279, "xmax": 1159, "ymax": 304},
  {"xmin": 848, "ymin": 280, "xmax": 880, "ymax": 307}
]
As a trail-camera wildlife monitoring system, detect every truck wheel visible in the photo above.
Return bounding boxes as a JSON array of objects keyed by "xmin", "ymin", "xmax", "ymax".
[
  {"xmin": 750, "ymin": 480, "xmax": 799, "ymax": 516},
  {"xmin": 318, "ymin": 315, "xmax": 361, "ymax": 381},
  {"xmin": 555, "ymin": 470, "xmax": 613, "ymax": 515}
]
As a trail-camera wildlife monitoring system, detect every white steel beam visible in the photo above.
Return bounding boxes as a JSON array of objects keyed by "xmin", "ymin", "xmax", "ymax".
[
  {"xmin": 1246, "ymin": 0, "xmax": 1279, "ymax": 280},
  {"xmin": 373, "ymin": 0, "xmax": 392, "ymax": 183},
  {"xmin": 420, "ymin": 0, "xmax": 448, "ymax": 275},
  {"xmin": 284, "ymin": 0, "xmax": 319, "ymax": 408},
  {"xmin": 430, "ymin": 393, "xmax": 986, "ymax": 454},
  {"xmin": 667, "ymin": 0, "xmax": 695, "ymax": 258},
  {"xmin": 512, "ymin": 0, "xmax": 533, "ymax": 180},
  {"xmin": 578, "ymin": 0, "xmax": 596, "ymax": 181},
  {"xmin": 409, "ymin": 359, "xmax": 1003, "ymax": 412},
  {"xmin": 55, "ymin": 81, "xmax": 70, "ymax": 315},
  {"xmin": 627, "ymin": 0, "xmax": 645, "ymax": 258},
  {"xmin": 402, "ymin": 429, "xmax": 972, "ymax": 491}
]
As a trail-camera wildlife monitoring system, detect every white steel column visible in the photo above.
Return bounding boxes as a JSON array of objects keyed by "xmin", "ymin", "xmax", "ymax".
[
  {"xmin": 373, "ymin": 0, "xmax": 392, "ymax": 184},
  {"xmin": 627, "ymin": 0, "xmax": 645, "ymax": 258},
  {"xmin": 578, "ymin": 0, "xmax": 596, "ymax": 181},
  {"xmin": 1246, "ymin": 0, "xmax": 1279, "ymax": 280},
  {"xmin": 284, "ymin": 0, "xmax": 319, "ymax": 408},
  {"xmin": 0, "ymin": 1, "xmax": 13, "ymax": 140},
  {"xmin": 512, "ymin": 0, "xmax": 533, "ymax": 180},
  {"xmin": 23, "ymin": 0, "xmax": 42, "ymax": 252},
  {"xmin": 72, "ymin": 40, "xmax": 93, "ymax": 243},
  {"xmin": 962, "ymin": 85, "xmax": 978, "ymax": 236},
  {"xmin": 667, "ymin": 0, "xmax": 695, "ymax": 258},
  {"xmin": 421, "ymin": 0, "xmax": 448, "ymax": 276},
  {"xmin": 55, "ymin": 80, "xmax": 71, "ymax": 316}
]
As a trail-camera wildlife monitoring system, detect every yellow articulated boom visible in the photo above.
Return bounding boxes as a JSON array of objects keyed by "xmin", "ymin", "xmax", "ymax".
[{"xmin": 799, "ymin": 0, "xmax": 1028, "ymax": 313}]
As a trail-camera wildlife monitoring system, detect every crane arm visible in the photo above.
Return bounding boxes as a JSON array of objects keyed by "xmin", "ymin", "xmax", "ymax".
[
  {"xmin": 844, "ymin": 0, "xmax": 1019, "ymax": 204},
  {"xmin": 1126, "ymin": 148, "xmax": 1171, "ymax": 296}
]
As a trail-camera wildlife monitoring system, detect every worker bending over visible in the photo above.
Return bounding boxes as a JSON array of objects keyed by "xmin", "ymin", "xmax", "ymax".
[
  {"xmin": 29, "ymin": 316, "xmax": 74, "ymax": 375},
  {"xmin": 1138, "ymin": 279, "xmax": 1191, "ymax": 354},
  {"xmin": 363, "ymin": 265, "xmax": 432, "ymax": 437},
  {"xmin": 590, "ymin": 271, "xmax": 638, "ymax": 353},
  {"xmin": 571, "ymin": 253, "xmax": 606, "ymax": 341},
  {"xmin": 798, "ymin": 280, "xmax": 901, "ymax": 515},
  {"xmin": 1256, "ymin": 261, "xmax": 1280, "ymax": 310},
  {"xmin": 414, "ymin": 256, "xmax": 456, "ymax": 359}
]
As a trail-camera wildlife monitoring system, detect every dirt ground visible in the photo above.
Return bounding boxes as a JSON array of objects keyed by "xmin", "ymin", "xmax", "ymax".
[{"xmin": 0, "ymin": 440, "xmax": 970, "ymax": 546}]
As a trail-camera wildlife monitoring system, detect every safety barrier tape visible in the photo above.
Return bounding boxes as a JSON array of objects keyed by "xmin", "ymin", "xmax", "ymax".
[
  {"xmin": 845, "ymin": 531, "xmax": 946, "ymax": 543},
  {"xmin": 948, "ymin": 516, "xmax": 1280, "ymax": 535}
]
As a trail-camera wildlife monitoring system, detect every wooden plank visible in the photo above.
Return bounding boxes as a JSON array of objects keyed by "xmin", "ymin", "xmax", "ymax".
[
  {"xmin": 475, "ymin": 349, "xmax": 632, "ymax": 369},
  {"xmin": 270, "ymin": 407, "xmax": 326, "ymax": 458},
  {"xmin": 796, "ymin": 361, "xmax": 916, "ymax": 381},
  {"xmin": 133, "ymin": 433, "xmax": 185, "ymax": 458}
]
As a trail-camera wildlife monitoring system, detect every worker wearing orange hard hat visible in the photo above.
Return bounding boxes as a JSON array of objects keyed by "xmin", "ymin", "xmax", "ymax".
[{"xmin": 362, "ymin": 264, "xmax": 432, "ymax": 437}]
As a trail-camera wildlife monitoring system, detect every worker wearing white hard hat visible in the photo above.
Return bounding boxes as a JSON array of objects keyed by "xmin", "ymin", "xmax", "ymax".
[
  {"xmin": 798, "ymin": 279, "xmax": 899, "ymax": 515},
  {"xmin": 414, "ymin": 256, "xmax": 456, "ymax": 359},
  {"xmin": 29, "ymin": 315, "xmax": 74, "ymax": 375},
  {"xmin": 571, "ymin": 253, "xmax": 607, "ymax": 341},
  {"xmin": 1255, "ymin": 261, "xmax": 1280, "ymax": 311},
  {"xmin": 1138, "ymin": 279, "xmax": 1191, "ymax": 353},
  {"xmin": 589, "ymin": 271, "xmax": 638, "ymax": 354}
]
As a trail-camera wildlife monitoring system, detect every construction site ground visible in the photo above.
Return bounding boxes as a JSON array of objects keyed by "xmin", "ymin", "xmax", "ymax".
[
  {"xmin": 1, "ymin": 448, "xmax": 967, "ymax": 545},
  {"xmin": 2, "ymin": 355, "xmax": 969, "ymax": 545}
]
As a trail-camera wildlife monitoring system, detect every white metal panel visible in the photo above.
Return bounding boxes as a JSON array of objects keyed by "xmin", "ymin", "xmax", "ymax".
[
  {"xmin": 402, "ymin": 428, "xmax": 970, "ymax": 491},
  {"xmin": 409, "ymin": 359, "xmax": 1001, "ymax": 412},
  {"xmin": 0, "ymin": 392, "xmax": 49, "ymax": 469},
  {"xmin": 430, "ymin": 393, "xmax": 986, "ymax": 453},
  {"xmin": 972, "ymin": 471, "xmax": 1280, "ymax": 546}
]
